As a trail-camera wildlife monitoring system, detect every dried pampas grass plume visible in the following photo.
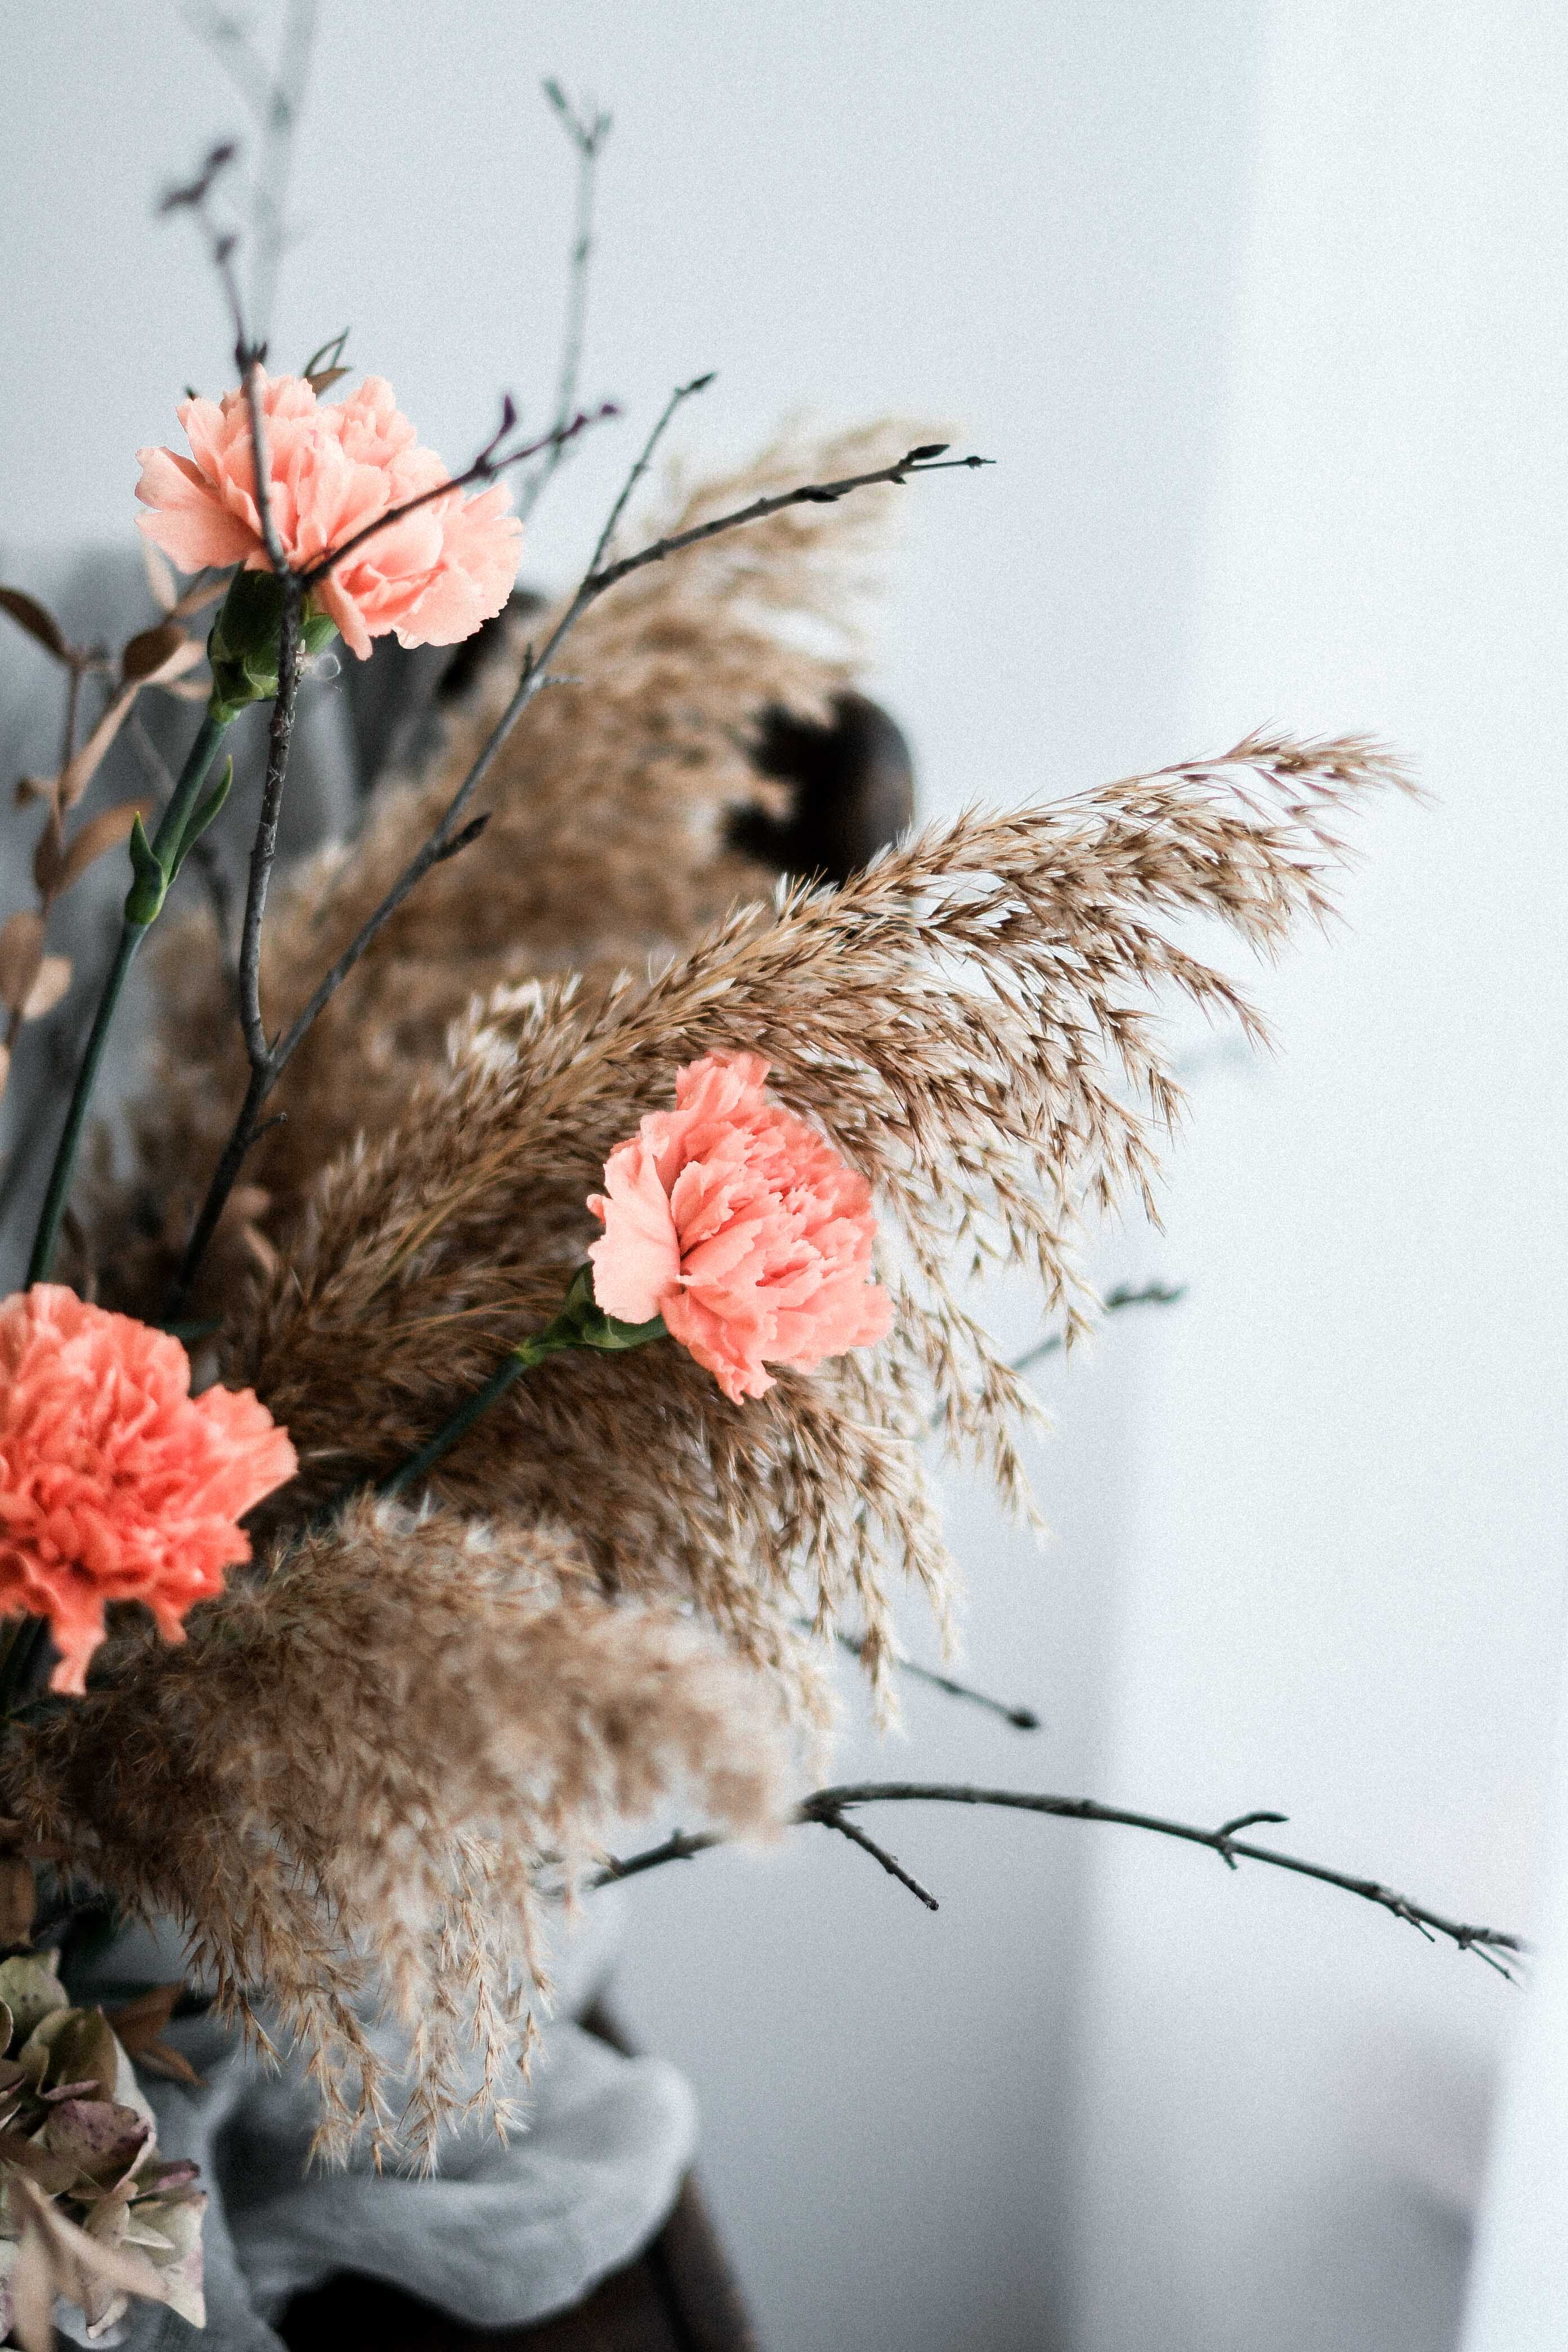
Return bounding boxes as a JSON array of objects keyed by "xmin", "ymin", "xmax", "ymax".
[
  {"xmin": 238, "ymin": 730, "xmax": 1410, "ymax": 1689},
  {"xmin": 3, "ymin": 1499, "xmax": 791, "ymax": 2166}
]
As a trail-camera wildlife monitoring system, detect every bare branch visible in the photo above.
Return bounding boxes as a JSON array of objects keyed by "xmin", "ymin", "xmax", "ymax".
[
  {"xmin": 296, "ymin": 401, "xmax": 617, "ymax": 591},
  {"xmin": 600, "ymin": 1781, "xmax": 1524, "ymax": 1971},
  {"xmin": 808, "ymin": 1802, "xmax": 941, "ymax": 1910},
  {"xmin": 826, "ymin": 1627, "xmax": 1040, "ymax": 1730},
  {"xmin": 268, "ymin": 434, "xmax": 987, "ymax": 1070},
  {"xmin": 515, "ymin": 82, "xmax": 613, "ymax": 529},
  {"xmin": 1006, "ymin": 1281, "xmax": 1188, "ymax": 1380}
]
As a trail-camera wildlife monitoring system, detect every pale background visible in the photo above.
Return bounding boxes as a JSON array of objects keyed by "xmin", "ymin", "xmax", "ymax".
[{"xmin": 3, "ymin": 6, "xmax": 1566, "ymax": 2348}]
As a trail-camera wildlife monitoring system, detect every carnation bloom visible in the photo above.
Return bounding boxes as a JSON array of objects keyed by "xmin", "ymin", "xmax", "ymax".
[
  {"xmin": 135, "ymin": 370, "xmax": 523, "ymax": 659},
  {"xmin": 588, "ymin": 1053, "xmax": 893, "ymax": 1404},
  {"xmin": 0, "ymin": 1286, "xmax": 296, "ymax": 1695}
]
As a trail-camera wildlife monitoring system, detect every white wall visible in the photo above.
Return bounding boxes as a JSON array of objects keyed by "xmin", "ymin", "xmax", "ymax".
[{"xmin": 3, "ymin": 8, "xmax": 1563, "ymax": 2349}]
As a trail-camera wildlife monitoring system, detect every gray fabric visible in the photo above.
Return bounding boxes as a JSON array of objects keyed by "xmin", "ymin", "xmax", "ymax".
[
  {"xmin": 61, "ymin": 1903, "xmax": 697, "ymax": 2351},
  {"xmin": 1, "ymin": 551, "xmax": 699, "ymax": 2342}
]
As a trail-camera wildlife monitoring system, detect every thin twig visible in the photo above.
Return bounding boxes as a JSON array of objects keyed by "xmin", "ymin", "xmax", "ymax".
[
  {"xmin": 296, "ymin": 402, "xmax": 616, "ymax": 591},
  {"xmin": 599, "ymin": 1781, "xmax": 1523, "ymax": 1974},
  {"xmin": 514, "ymin": 82, "xmax": 612, "ymax": 529},
  {"xmin": 808, "ymin": 1803, "xmax": 941, "ymax": 1910},
  {"xmin": 170, "ymin": 427, "xmax": 990, "ymax": 1305},
  {"xmin": 182, "ymin": 0, "xmax": 319, "ymax": 339},
  {"xmin": 1007, "ymin": 1281, "xmax": 1188, "ymax": 1380},
  {"xmin": 236, "ymin": 589, "xmax": 302, "ymax": 1064},
  {"xmin": 826, "ymin": 1625, "xmax": 1040, "ymax": 1730}
]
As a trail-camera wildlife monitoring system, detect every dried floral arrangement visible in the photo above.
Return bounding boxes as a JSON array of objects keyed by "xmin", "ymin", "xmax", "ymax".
[{"xmin": 0, "ymin": 38, "xmax": 1524, "ymax": 2351}]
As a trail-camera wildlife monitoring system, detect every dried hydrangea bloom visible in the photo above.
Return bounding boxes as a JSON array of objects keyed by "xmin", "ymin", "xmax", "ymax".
[
  {"xmin": 0, "ymin": 1286, "xmax": 296, "ymax": 1694},
  {"xmin": 589, "ymin": 1050, "xmax": 892, "ymax": 1403},
  {"xmin": 133, "ymin": 368, "xmax": 522, "ymax": 658}
]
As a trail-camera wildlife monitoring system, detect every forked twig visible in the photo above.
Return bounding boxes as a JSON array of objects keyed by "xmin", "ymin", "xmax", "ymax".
[{"xmin": 600, "ymin": 1781, "xmax": 1524, "ymax": 1975}]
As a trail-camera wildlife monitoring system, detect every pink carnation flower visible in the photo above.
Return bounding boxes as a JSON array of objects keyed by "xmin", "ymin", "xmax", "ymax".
[
  {"xmin": 588, "ymin": 1053, "xmax": 893, "ymax": 1405},
  {"xmin": 0, "ymin": 1286, "xmax": 296, "ymax": 1695},
  {"xmin": 135, "ymin": 369, "xmax": 523, "ymax": 659}
]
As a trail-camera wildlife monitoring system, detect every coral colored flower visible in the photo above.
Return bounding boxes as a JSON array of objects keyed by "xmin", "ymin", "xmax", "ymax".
[
  {"xmin": 588, "ymin": 1053, "xmax": 893, "ymax": 1405},
  {"xmin": 135, "ymin": 370, "xmax": 523, "ymax": 660},
  {"xmin": 0, "ymin": 1286, "xmax": 296, "ymax": 1695}
]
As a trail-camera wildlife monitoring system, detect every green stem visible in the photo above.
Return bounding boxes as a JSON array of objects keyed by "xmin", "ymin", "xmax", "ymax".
[
  {"xmin": 25, "ymin": 709, "xmax": 229, "ymax": 1289},
  {"xmin": 373, "ymin": 1271, "xmax": 667, "ymax": 1507},
  {"xmin": 376, "ymin": 1327, "xmax": 577, "ymax": 1502}
]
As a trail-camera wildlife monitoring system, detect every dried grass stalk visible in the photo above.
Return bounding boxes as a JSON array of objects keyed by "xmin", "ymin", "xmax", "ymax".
[{"xmin": 3, "ymin": 1499, "xmax": 791, "ymax": 2167}]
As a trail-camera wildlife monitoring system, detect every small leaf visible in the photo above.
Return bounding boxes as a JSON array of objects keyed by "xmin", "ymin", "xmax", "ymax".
[
  {"xmin": 14, "ymin": 776, "xmax": 50, "ymax": 808},
  {"xmin": 123, "ymin": 814, "xmax": 168, "ymax": 929},
  {"xmin": 52, "ymin": 798, "xmax": 158, "ymax": 898},
  {"xmin": 140, "ymin": 542, "xmax": 177, "ymax": 615},
  {"xmin": 0, "ymin": 912, "xmax": 44, "ymax": 1014},
  {"xmin": 56, "ymin": 682, "xmax": 139, "ymax": 811},
  {"xmin": 127, "ymin": 2041, "xmax": 205, "ymax": 2090},
  {"xmin": 32, "ymin": 821, "xmax": 65, "ymax": 897},
  {"xmin": 168, "ymin": 758, "xmax": 232, "ymax": 879},
  {"xmin": 20, "ymin": 956, "xmax": 71, "ymax": 1023},
  {"xmin": 302, "ymin": 326, "xmax": 350, "ymax": 389},
  {"xmin": 906, "ymin": 441, "xmax": 951, "ymax": 462},
  {"xmin": 103, "ymin": 1986, "xmax": 180, "ymax": 2059},
  {"xmin": 120, "ymin": 622, "xmax": 186, "ymax": 685},
  {"xmin": 0, "ymin": 588, "xmax": 69, "ymax": 663}
]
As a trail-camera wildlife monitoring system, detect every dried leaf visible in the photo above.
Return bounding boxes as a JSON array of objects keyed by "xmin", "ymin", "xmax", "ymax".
[
  {"xmin": 10, "ymin": 2174, "xmax": 166, "ymax": 2324},
  {"xmin": 9, "ymin": 2204, "xmax": 57, "ymax": 2352},
  {"xmin": 20, "ymin": 958, "xmax": 71, "ymax": 1024},
  {"xmin": 0, "ymin": 912, "xmax": 44, "ymax": 1014},
  {"xmin": 122, "ymin": 627, "xmax": 203, "ymax": 693},
  {"xmin": 0, "ymin": 588, "xmax": 69, "ymax": 664},
  {"xmin": 55, "ymin": 685, "xmax": 137, "ymax": 813},
  {"xmin": 170, "ymin": 575, "xmax": 224, "ymax": 623},
  {"xmin": 119, "ymin": 623, "xmax": 186, "ymax": 685},
  {"xmin": 101, "ymin": 1988, "xmax": 181, "ymax": 2055},
  {"xmin": 124, "ymin": 2042, "xmax": 204, "ymax": 2091},
  {"xmin": 140, "ymin": 542, "xmax": 177, "ymax": 616},
  {"xmin": 50, "ymin": 800, "xmax": 157, "ymax": 899}
]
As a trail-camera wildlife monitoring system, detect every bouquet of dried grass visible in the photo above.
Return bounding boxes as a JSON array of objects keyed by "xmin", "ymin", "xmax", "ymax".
[{"xmin": 0, "ymin": 63, "xmax": 1520, "ymax": 2352}]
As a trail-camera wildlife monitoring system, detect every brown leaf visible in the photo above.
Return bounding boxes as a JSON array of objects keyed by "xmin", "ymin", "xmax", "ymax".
[
  {"xmin": 20, "ymin": 957, "xmax": 71, "ymax": 1023},
  {"xmin": 170, "ymin": 574, "xmax": 225, "ymax": 623},
  {"xmin": 55, "ymin": 684, "xmax": 137, "ymax": 812},
  {"xmin": 127, "ymin": 2041, "xmax": 205, "ymax": 2091},
  {"xmin": 0, "ymin": 911, "xmax": 44, "ymax": 1013},
  {"xmin": 50, "ymin": 799, "xmax": 157, "ymax": 899},
  {"xmin": 8, "ymin": 2200, "xmax": 59, "ymax": 2352},
  {"xmin": 119, "ymin": 622, "xmax": 186, "ymax": 684},
  {"xmin": 0, "ymin": 587, "xmax": 69, "ymax": 664},
  {"xmin": 140, "ymin": 542, "xmax": 177, "ymax": 616},
  {"xmin": 14, "ymin": 776, "xmax": 50, "ymax": 808},
  {"xmin": 0, "ymin": 1856, "xmax": 35, "ymax": 1948},
  {"xmin": 103, "ymin": 1985, "xmax": 180, "ymax": 2057},
  {"xmin": 305, "ymin": 364, "xmax": 351, "ymax": 394}
]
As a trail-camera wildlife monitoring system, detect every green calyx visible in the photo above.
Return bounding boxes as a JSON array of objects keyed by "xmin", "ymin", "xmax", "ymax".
[
  {"xmin": 206, "ymin": 568, "xmax": 337, "ymax": 724},
  {"xmin": 520, "ymin": 1263, "xmax": 667, "ymax": 1365}
]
